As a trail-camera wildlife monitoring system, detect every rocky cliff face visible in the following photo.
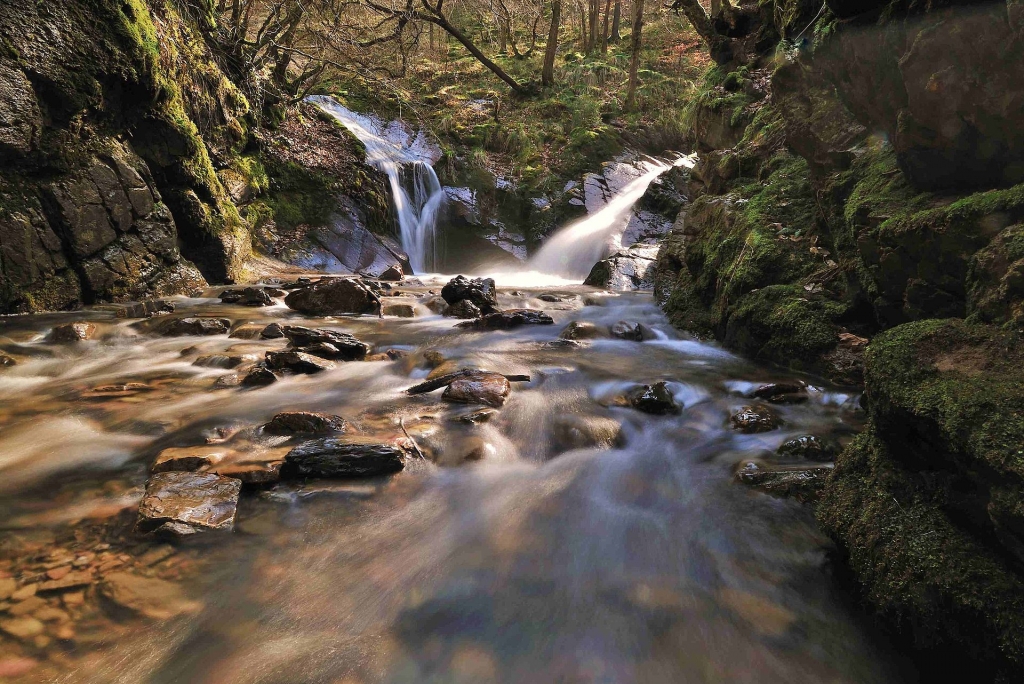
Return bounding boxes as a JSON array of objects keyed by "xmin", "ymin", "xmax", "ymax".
[
  {"xmin": 656, "ymin": 0, "xmax": 1024, "ymax": 675},
  {"xmin": 0, "ymin": 0, "xmax": 391, "ymax": 314}
]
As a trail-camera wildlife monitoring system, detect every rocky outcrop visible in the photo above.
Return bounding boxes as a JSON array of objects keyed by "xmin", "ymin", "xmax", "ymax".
[
  {"xmin": 0, "ymin": 0, "xmax": 250, "ymax": 313},
  {"xmin": 819, "ymin": 320, "xmax": 1024, "ymax": 676}
]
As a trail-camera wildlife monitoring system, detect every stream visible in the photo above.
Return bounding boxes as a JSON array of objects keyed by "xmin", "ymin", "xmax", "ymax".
[{"xmin": 0, "ymin": 276, "xmax": 916, "ymax": 682}]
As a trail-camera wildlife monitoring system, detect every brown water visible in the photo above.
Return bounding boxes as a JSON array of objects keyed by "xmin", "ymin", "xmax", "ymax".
[{"xmin": 0, "ymin": 282, "xmax": 910, "ymax": 683}]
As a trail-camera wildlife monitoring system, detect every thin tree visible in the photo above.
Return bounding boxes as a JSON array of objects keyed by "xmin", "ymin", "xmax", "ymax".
[
  {"xmin": 625, "ymin": 0, "xmax": 643, "ymax": 109},
  {"xmin": 610, "ymin": 0, "xmax": 621, "ymax": 41},
  {"xmin": 600, "ymin": 0, "xmax": 611, "ymax": 52},
  {"xmin": 542, "ymin": 0, "xmax": 561, "ymax": 86}
]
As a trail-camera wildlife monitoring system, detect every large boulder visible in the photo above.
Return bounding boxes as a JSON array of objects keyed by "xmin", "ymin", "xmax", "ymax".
[
  {"xmin": 441, "ymin": 372, "xmax": 512, "ymax": 408},
  {"xmin": 283, "ymin": 438, "xmax": 407, "ymax": 478},
  {"xmin": 584, "ymin": 245, "xmax": 660, "ymax": 290},
  {"xmin": 441, "ymin": 275, "xmax": 499, "ymax": 314},
  {"xmin": 136, "ymin": 472, "xmax": 241, "ymax": 536},
  {"xmin": 284, "ymin": 278, "xmax": 381, "ymax": 316}
]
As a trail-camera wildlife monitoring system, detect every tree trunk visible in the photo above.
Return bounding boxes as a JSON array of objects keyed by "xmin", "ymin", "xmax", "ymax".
[
  {"xmin": 579, "ymin": 0, "xmax": 589, "ymax": 51},
  {"xmin": 542, "ymin": 0, "xmax": 561, "ymax": 86},
  {"xmin": 625, "ymin": 0, "xmax": 643, "ymax": 110},
  {"xmin": 611, "ymin": 0, "xmax": 621, "ymax": 41},
  {"xmin": 422, "ymin": 5, "xmax": 528, "ymax": 94},
  {"xmin": 588, "ymin": 0, "xmax": 600, "ymax": 53},
  {"xmin": 601, "ymin": 0, "xmax": 611, "ymax": 53}
]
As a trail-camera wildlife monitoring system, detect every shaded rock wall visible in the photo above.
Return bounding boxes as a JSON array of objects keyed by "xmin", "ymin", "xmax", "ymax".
[{"xmin": 657, "ymin": 0, "xmax": 1024, "ymax": 675}]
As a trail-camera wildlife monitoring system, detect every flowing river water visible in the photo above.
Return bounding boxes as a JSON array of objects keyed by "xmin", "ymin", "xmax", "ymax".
[{"xmin": 0, "ymin": 276, "xmax": 917, "ymax": 682}]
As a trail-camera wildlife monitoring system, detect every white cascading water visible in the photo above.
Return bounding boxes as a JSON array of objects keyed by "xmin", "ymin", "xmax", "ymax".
[
  {"xmin": 495, "ymin": 155, "xmax": 694, "ymax": 285},
  {"xmin": 309, "ymin": 95, "xmax": 444, "ymax": 274}
]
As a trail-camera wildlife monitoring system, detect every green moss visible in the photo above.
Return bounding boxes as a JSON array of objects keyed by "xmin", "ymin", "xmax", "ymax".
[
  {"xmin": 864, "ymin": 318, "xmax": 1024, "ymax": 478},
  {"xmin": 725, "ymin": 284, "xmax": 846, "ymax": 364},
  {"xmin": 819, "ymin": 428, "xmax": 1024, "ymax": 674},
  {"xmin": 262, "ymin": 160, "xmax": 337, "ymax": 230}
]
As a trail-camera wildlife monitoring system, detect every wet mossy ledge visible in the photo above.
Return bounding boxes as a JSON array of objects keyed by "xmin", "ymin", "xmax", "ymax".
[{"xmin": 820, "ymin": 320, "xmax": 1024, "ymax": 677}]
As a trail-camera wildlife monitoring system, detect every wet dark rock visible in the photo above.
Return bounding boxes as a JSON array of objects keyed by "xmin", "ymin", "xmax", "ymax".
[
  {"xmin": 445, "ymin": 299, "xmax": 481, "ymax": 319},
  {"xmin": 282, "ymin": 277, "xmax": 312, "ymax": 290},
  {"xmin": 546, "ymin": 339, "xmax": 582, "ymax": 349},
  {"xmin": 220, "ymin": 287, "xmax": 273, "ymax": 307},
  {"xmin": 776, "ymin": 435, "xmax": 840, "ymax": 462},
  {"xmin": 49, "ymin": 322, "xmax": 97, "ymax": 343},
  {"xmin": 282, "ymin": 325, "xmax": 370, "ymax": 360},
  {"xmin": 627, "ymin": 382, "xmax": 681, "ymax": 415},
  {"xmin": 379, "ymin": 264, "xmax": 403, "ymax": 281},
  {"xmin": 283, "ymin": 438, "xmax": 407, "ymax": 478},
  {"xmin": 160, "ymin": 317, "xmax": 230, "ymax": 336},
  {"xmin": 265, "ymin": 350, "xmax": 336, "ymax": 374},
  {"xmin": 609, "ymin": 320, "xmax": 650, "ymax": 341},
  {"xmin": 136, "ymin": 472, "xmax": 241, "ymax": 535},
  {"xmin": 441, "ymin": 275, "xmax": 499, "ymax": 314},
  {"xmin": 456, "ymin": 309, "xmax": 554, "ymax": 330},
  {"xmin": 260, "ymin": 322, "xmax": 285, "ymax": 339},
  {"xmin": 584, "ymin": 245, "xmax": 659, "ymax": 290},
  {"xmin": 552, "ymin": 415, "xmax": 624, "ymax": 451},
  {"xmin": 730, "ymin": 405, "xmax": 781, "ymax": 433},
  {"xmin": 538, "ymin": 293, "xmax": 563, "ymax": 302},
  {"xmin": 407, "ymin": 369, "xmax": 529, "ymax": 395},
  {"xmin": 750, "ymin": 382, "xmax": 809, "ymax": 404},
  {"xmin": 115, "ymin": 300, "xmax": 175, "ymax": 319},
  {"xmin": 264, "ymin": 412, "xmax": 347, "ymax": 436},
  {"xmin": 264, "ymin": 287, "xmax": 287, "ymax": 298},
  {"xmin": 213, "ymin": 373, "xmax": 242, "ymax": 389},
  {"xmin": 211, "ymin": 461, "xmax": 283, "ymax": 486},
  {"xmin": 240, "ymin": 366, "xmax": 278, "ymax": 387},
  {"xmin": 735, "ymin": 461, "xmax": 830, "ymax": 504},
  {"xmin": 442, "ymin": 372, "xmax": 512, "ymax": 408},
  {"xmin": 382, "ymin": 302, "xmax": 415, "ymax": 318},
  {"xmin": 283, "ymin": 278, "xmax": 381, "ymax": 316},
  {"xmin": 560, "ymin": 321, "xmax": 606, "ymax": 340},
  {"xmin": 0, "ymin": 352, "xmax": 15, "ymax": 367}
]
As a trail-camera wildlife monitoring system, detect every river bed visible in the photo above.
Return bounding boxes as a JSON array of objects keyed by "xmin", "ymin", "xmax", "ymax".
[{"xmin": 0, "ymin": 279, "xmax": 918, "ymax": 683}]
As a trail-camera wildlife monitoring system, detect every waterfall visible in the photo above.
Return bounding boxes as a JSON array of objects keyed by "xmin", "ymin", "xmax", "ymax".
[
  {"xmin": 526, "ymin": 156, "xmax": 693, "ymax": 279},
  {"xmin": 309, "ymin": 95, "xmax": 444, "ymax": 274}
]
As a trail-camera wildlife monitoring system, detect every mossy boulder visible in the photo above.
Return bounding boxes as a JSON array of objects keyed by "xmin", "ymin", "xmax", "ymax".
[{"xmin": 819, "ymin": 319, "xmax": 1024, "ymax": 677}]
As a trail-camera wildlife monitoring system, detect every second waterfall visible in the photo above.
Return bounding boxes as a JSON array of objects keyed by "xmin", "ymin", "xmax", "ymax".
[{"xmin": 310, "ymin": 96, "xmax": 444, "ymax": 274}]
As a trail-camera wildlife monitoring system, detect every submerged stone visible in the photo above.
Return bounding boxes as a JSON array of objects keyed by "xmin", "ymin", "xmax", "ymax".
[
  {"xmin": 100, "ymin": 572, "xmax": 202, "ymax": 620},
  {"xmin": 265, "ymin": 350, "xmax": 336, "ymax": 374},
  {"xmin": 560, "ymin": 320, "xmax": 605, "ymax": 340},
  {"xmin": 730, "ymin": 405, "xmax": 781, "ymax": 433},
  {"xmin": 776, "ymin": 435, "xmax": 840, "ymax": 461},
  {"xmin": 552, "ymin": 415, "xmax": 624, "ymax": 451},
  {"xmin": 735, "ymin": 460, "xmax": 831, "ymax": 504},
  {"xmin": 627, "ymin": 382, "xmax": 680, "ymax": 415}
]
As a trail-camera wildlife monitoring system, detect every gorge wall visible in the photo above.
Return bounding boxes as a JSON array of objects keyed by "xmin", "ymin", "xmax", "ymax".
[
  {"xmin": 0, "ymin": 0, "xmax": 391, "ymax": 314},
  {"xmin": 655, "ymin": 0, "xmax": 1024, "ymax": 676}
]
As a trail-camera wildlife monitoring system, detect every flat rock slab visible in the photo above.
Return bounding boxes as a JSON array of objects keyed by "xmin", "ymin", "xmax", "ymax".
[
  {"xmin": 456, "ymin": 310, "xmax": 554, "ymax": 330},
  {"xmin": 137, "ymin": 472, "xmax": 241, "ymax": 535},
  {"xmin": 284, "ymin": 278, "xmax": 380, "ymax": 316},
  {"xmin": 100, "ymin": 572, "xmax": 202, "ymax": 620},
  {"xmin": 283, "ymin": 438, "xmax": 406, "ymax": 478},
  {"xmin": 442, "ymin": 372, "xmax": 511, "ymax": 408},
  {"xmin": 282, "ymin": 325, "xmax": 370, "ymax": 360},
  {"xmin": 265, "ymin": 350, "xmax": 336, "ymax": 374},
  {"xmin": 160, "ymin": 317, "xmax": 230, "ymax": 336}
]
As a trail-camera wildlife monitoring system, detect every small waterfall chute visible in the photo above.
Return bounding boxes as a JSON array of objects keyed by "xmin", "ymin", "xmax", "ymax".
[{"xmin": 309, "ymin": 95, "xmax": 444, "ymax": 274}]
